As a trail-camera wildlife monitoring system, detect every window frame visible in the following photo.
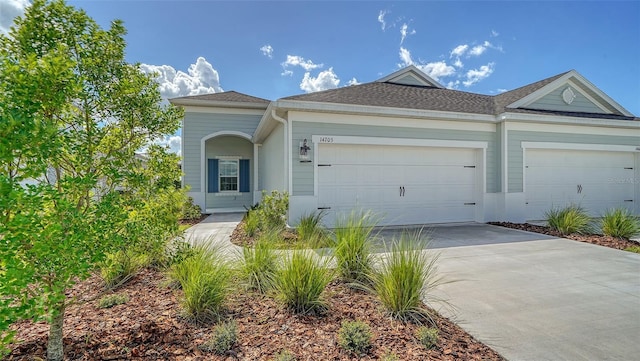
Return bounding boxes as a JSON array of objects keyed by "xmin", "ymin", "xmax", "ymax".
[{"xmin": 218, "ymin": 159, "xmax": 239, "ymax": 193}]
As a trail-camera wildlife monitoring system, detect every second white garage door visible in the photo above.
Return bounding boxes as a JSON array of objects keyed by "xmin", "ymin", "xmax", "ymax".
[
  {"xmin": 525, "ymin": 149, "xmax": 636, "ymax": 220},
  {"xmin": 317, "ymin": 143, "xmax": 479, "ymax": 226}
]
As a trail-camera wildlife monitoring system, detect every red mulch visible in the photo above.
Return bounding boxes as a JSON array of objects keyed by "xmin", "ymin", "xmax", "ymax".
[
  {"xmin": 488, "ymin": 222, "xmax": 640, "ymax": 250},
  {"xmin": 180, "ymin": 214, "xmax": 210, "ymax": 227}
]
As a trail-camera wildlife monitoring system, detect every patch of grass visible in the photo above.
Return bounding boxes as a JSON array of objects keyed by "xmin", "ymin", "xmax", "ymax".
[
  {"xmin": 369, "ymin": 233, "xmax": 443, "ymax": 324},
  {"xmin": 240, "ymin": 239, "xmax": 278, "ymax": 293},
  {"xmin": 97, "ymin": 293, "xmax": 129, "ymax": 309},
  {"xmin": 545, "ymin": 204, "xmax": 593, "ymax": 236},
  {"xmin": 275, "ymin": 250, "xmax": 333, "ymax": 314},
  {"xmin": 178, "ymin": 224, "xmax": 191, "ymax": 232},
  {"xmin": 272, "ymin": 350, "xmax": 296, "ymax": 361},
  {"xmin": 199, "ymin": 320, "xmax": 237, "ymax": 355},
  {"xmin": 624, "ymin": 245, "xmax": 640, "ymax": 253},
  {"xmin": 416, "ymin": 326, "xmax": 439, "ymax": 349},
  {"xmin": 296, "ymin": 211, "xmax": 331, "ymax": 249},
  {"xmin": 100, "ymin": 249, "xmax": 148, "ymax": 289},
  {"xmin": 168, "ymin": 244, "xmax": 233, "ymax": 323},
  {"xmin": 333, "ymin": 210, "xmax": 377, "ymax": 284},
  {"xmin": 380, "ymin": 350, "xmax": 399, "ymax": 361},
  {"xmin": 600, "ymin": 208, "xmax": 640, "ymax": 239},
  {"xmin": 244, "ymin": 209, "xmax": 260, "ymax": 237},
  {"xmin": 338, "ymin": 320, "xmax": 372, "ymax": 356}
]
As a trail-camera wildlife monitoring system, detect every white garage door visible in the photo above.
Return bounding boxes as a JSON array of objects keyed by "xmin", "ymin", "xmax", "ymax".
[
  {"xmin": 317, "ymin": 143, "xmax": 478, "ymax": 226},
  {"xmin": 525, "ymin": 149, "xmax": 636, "ymax": 220}
]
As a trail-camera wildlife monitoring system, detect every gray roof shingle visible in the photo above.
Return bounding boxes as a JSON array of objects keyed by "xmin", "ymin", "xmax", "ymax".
[{"xmin": 171, "ymin": 91, "xmax": 270, "ymax": 104}]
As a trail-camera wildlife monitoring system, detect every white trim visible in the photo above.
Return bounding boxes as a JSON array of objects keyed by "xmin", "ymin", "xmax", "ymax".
[
  {"xmin": 503, "ymin": 118, "xmax": 639, "ymax": 133},
  {"xmin": 565, "ymin": 80, "xmax": 611, "ymax": 114},
  {"xmin": 376, "ymin": 65, "xmax": 444, "ymax": 88},
  {"xmin": 290, "ymin": 111, "xmax": 496, "ymax": 132},
  {"xmin": 253, "ymin": 144, "xmax": 259, "ymax": 193},
  {"xmin": 521, "ymin": 142, "xmax": 640, "ymax": 152},
  {"xmin": 311, "ymin": 135, "xmax": 488, "ymax": 149},
  {"xmin": 215, "ymin": 155, "xmax": 243, "ymax": 159},
  {"xmin": 200, "ymin": 131, "xmax": 253, "ymax": 201},
  {"xmin": 181, "ymin": 105, "xmax": 267, "ymax": 115},
  {"xmin": 502, "ymin": 122, "xmax": 509, "ymax": 192},
  {"xmin": 287, "ymin": 118, "xmax": 293, "ymax": 196},
  {"xmin": 507, "ymin": 70, "xmax": 633, "ymax": 117}
]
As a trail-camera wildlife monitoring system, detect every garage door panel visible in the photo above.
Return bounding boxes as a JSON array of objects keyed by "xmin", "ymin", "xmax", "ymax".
[
  {"xmin": 525, "ymin": 149, "xmax": 636, "ymax": 220},
  {"xmin": 318, "ymin": 143, "xmax": 478, "ymax": 226}
]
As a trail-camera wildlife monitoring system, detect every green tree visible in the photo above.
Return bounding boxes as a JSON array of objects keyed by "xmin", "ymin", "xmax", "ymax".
[{"xmin": 0, "ymin": 1, "xmax": 183, "ymax": 359}]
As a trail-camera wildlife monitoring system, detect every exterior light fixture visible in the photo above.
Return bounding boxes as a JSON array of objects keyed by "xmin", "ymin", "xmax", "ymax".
[{"xmin": 299, "ymin": 138, "xmax": 311, "ymax": 162}]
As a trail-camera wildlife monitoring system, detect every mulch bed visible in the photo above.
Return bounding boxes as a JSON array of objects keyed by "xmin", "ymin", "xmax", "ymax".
[
  {"xmin": 7, "ymin": 269, "xmax": 504, "ymax": 360},
  {"xmin": 488, "ymin": 222, "xmax": 640, "ymax": 250},
  {"xmin": 180, "ymin": 214, "xmax": 210, "ymax": 227}
]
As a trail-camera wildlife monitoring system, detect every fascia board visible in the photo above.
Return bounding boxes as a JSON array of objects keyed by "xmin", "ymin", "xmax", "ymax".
[
  {"xmin": 169, "ymin": 98, "xmax": 269, "ymax": 110},
  {"xmin": 499, "ymin": 111, "xmax": 640, "ymax": 128},
  {"xmin": 376, "ymin": 65, "xmax": 444, "ymax": 88},
  {"xmin": 252, "ymin": 103, "xmax": 276, "ymax": 143}
]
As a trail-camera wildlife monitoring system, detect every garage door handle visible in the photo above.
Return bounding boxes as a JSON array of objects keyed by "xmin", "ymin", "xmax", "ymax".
[
  {"xmin": 464, "ymin": 202, "xmax": 476, "ymax": 205},
  {"xmin": 317, "ymin": 207, "xmax": 332, "ymax": 210},
  {"xmin": 624, "ymin": 200, "xmax": 633, "ymax": 202}
]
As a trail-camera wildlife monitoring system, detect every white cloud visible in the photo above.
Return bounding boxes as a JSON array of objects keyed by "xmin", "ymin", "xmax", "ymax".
[
  {"xmin": 469, "ymin": 44, "xmax": 487, "ymax": 56},
  {"xmin": 281, "ymin": 55, "xmax": 323, "ymax": 74},
  {"xmin": 378, "ymin": 10, "xmax": 388, "ymax": 30},
  {"xmin": 453, "ymin": 58, "xmax": 463, "ymax": 68},
  {"xmin": 346, "ymin": 77, "xmax": 360, "ymax": 86},
  {"xmin": 463, "ymin": 62, "xmax": 495, "ymax": 87},
  {"xmin": 446, "ymin": 80, "xmax": 460, "ymax": 89},
  {"xmin": 399, "ymin": 23, "xmax": 416, "ymax": 45},
  {"xmin": 154, "ymin": 135, "xmax": 182, "ymax": 155},
  {"xmin": 491, "ymin": 30, "xmax": 499, "ymax": 37},
  {"xmin": 398, "ymin": 47, "xmax": 456, "ymax": 82},
  {"xmin": 260, "ymin": 44, "xmax": 273, "ymax": 58},
  {"xmin": 450, "ymin": 44, "xmax": 468, "ymax": 58},
  {"xmin": 281, "ymin": 69, "xmax": 293, "ymax": 76},
  {"xmin": 140, "ymin": 56, "xmax": 223, "ymax": 99},
  {"xmin": 0, "ymin": 0, "xmax": 29, "ymax": 34},
  {"xmin": 300, "ymin": 68, "xmax": 340, "ymax": 93}
]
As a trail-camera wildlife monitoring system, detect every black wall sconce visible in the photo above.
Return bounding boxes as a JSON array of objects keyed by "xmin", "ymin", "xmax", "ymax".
[{"xmin": 299, "ymin": 138, "xmax": 311, "ymax": 162}]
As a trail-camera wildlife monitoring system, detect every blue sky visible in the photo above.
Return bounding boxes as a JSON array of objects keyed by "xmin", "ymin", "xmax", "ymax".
[{"xmin": 1, "ymin": 1, "xmax": 639, "ymax": 152}]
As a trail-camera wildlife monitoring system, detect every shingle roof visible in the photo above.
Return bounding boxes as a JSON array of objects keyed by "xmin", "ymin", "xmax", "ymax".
[
  {"xmin": 281, "ymin": 71, "xmax": 637, "ymax": 120},
  {"xmin": 171, "ymin": 91, "xmax": 270, "ymax": 104},
  {"xmin": 282, "ymin": 82, "xmax": 496, "ymax": 115}
]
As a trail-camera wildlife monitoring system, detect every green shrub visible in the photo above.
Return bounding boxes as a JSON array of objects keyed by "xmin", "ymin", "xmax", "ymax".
[
  {"xmin": 257, "ymin": 190, "xmax": 289, "ymax": 230},
  {"xmin": 338, "ymin": 320, "xmax": 372, "ymax": 355},
  {"xmin": 601, "ymin": 208, "xmax": 640, "ymax": 239},
  {"xmin": 545, "ymin": 204, "xmax": 592, "ymax": 235},
  {"xmin": 169, "ymin": 245, "xmax": 233, "ymax": 323},
  {"xmin": 244, "ymin": 209, "xmax": 260, "ymax": 237},
  {"xmin": 273, "ymin": 350, "xmax": 296, "ymax": 361},
  {"xmin": 334, "ymin": 210, "xmax": 377, "ymax": 284},
  {"xmin": 625, "ymin": 245, "xmax": 640, "ymax": 253},
  {"xmin": 181, "ymin": 196, "xmax": 202, "ymax": 220},
  {"xmin": 296, "ymin": 211, "xmax": 330, "ymax": 248},
  {"xmin": 199, "ymin": 320, "xmax": 237, "ymax": 354},
  {"xmin": 275, "ymin": 250, "xmax": 333, "ymax": 314},
  {"xmin": 369, "ymin": 235, "xmax": 441, "ymax": 323},
  {"xmin": 100, "ymin": 249, "xmax": 148, "ymax": 289},
  {"xmin": 98, "ymin": 293, "xmax": 129, "ymax": 309},
  {"xmin": 240, "ymin": 239, "xmax": 278, "ymax": 293},
  {"xmin": 416, "ymin": 326, "xmax": 438, "ymax": 349}
]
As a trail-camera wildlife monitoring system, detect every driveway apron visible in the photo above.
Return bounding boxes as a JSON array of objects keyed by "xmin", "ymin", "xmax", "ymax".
[{"xmin": 421, "ymin": 224, "xmax": 640, "ymax": 361}]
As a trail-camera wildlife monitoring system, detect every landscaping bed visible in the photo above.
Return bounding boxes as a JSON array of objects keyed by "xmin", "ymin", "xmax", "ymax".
[
  {"xmin": 7, "ymin": 268, "xmax": 504, "ymax": 360},
  {"xmin": 488, "ymin": 222, "xmax": 640, "ymax": 250}
]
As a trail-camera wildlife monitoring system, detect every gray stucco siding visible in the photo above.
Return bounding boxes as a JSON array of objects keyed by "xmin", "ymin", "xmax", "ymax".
[
  {"xmin": 528, "ymin": 87, "xmax": 605, "ymax": 114},
  {"xmin": 182, "ymin": 112, "xmax": 261, "ymax": 192},
  {"xmin": 507, "ymin": 130, "xmax": 639, "ymax": 193},
  {"xmin": 291, "ymin": 120, "xmax": 500, "ymax": 196}
]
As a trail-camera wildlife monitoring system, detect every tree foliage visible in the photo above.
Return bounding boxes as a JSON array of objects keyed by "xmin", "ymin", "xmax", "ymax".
[{"xmin": 0, "ymin": 1, "xmax": 183, "ymax": 359}]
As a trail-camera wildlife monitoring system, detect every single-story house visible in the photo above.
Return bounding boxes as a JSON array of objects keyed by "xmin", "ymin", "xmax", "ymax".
[{"xmin": 170, "ymin": 65, "xmax": 639, "ymax": 227}]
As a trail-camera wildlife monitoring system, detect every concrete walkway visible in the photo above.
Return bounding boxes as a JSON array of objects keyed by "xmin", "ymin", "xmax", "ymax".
[{"xmin": 184, "ymin": 216, "xmax": 640, "ymax": 361}]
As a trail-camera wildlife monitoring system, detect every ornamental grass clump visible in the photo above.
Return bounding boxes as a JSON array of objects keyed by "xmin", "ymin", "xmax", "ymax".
[
  {"xmin": 199, "ymin": 320, "xmax": 237, "ymax": 355},
  {"xmin": 296, "ymin": 211, "xmax": 331, "ymax": 249},
  {"xmin": 338, "ymin": 320, "xmax": 373, "ymax": 355},
  {"xmin": 240, "ymin": 238, "xmax": 278, "ymax": 293},
  {"xmin": 100, "ymin": 249, "xmax": 148, "ymax": 290},
  {"xmin": 333, "ymin": 210, "xmax": 377, "ymax": 284},
  {"xmin": 275, "ymin": 250, "xmax": 333, "ymax": 314},
  {"xmin": 369, "ymin": 234, "xmax": 442, "ymax": 324},
  {"xmin": 416, "ymin": 326, "xmax": 439, "ymax": 349},
  {"xmin": 168, "ymin": 244, "xmax": 233, "ymax": 323},
  {"xmin": 600, "ymin": 208, "xmax": 640, "ymax": 239},
  {"xmin": 545, "ymin": 204, "xmax": 593, "ymax": 236}
]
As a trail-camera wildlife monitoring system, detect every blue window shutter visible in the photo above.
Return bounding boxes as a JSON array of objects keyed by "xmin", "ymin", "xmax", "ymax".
[
  {"xmin": 208, "ymin": 159, "xmax": 218, "ymax": 193},
  {"xmin": 239, "ymin": 159, "xmax": 250, "ymax": 193}
]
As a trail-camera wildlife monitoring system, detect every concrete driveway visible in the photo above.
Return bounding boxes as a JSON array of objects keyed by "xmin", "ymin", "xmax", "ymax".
[{"xmin": 397, "ymin": 224, "xmax": 640, "ymax": 361}]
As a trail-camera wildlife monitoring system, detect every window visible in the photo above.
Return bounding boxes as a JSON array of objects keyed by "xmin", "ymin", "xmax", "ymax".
[{"xmin": 219, "ymin": 159, "xmax": 238, "ymax": 192}]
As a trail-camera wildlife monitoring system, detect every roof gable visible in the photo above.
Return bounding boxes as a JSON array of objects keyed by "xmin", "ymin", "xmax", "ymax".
[
  {"xmin": 376, "ymin": 65, "xmax": 443, "ymax": 88},
  {"xmin": 505, "ymin": 70, "xmax": 633, "ymax": 117},
  {"xmin": 169, "ymin": 91, "xmax": 270, "ymax": 108}
]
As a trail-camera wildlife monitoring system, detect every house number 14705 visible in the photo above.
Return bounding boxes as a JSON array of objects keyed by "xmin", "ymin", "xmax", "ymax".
[{"xmin": 319, "ymin": 137, "xmax": 334, "ymax": 143}]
